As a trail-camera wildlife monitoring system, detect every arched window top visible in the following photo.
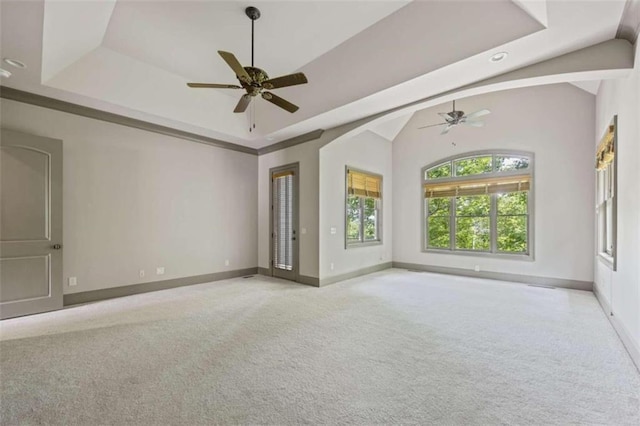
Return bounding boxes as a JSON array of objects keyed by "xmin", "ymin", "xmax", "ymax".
[{"xmin": 424, "ymin": 151, "xmax": 532, "ymax": 182}]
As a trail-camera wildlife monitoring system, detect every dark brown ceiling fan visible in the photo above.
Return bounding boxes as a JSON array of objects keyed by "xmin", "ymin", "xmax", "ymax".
[{"xmin": 187, "ymin": 6, "xmax": 308, "ymax": 114}]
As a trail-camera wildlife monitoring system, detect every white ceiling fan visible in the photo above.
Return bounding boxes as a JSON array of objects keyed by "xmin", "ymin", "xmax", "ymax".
[{"xmin": 418, "ymin": 100, "xmax": 491, "ymax": 135}]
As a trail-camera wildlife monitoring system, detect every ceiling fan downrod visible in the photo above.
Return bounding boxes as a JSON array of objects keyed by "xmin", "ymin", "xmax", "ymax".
[
  {"xmin": 246, "ymin": 6, "xmax": 260, "ymax": 68},
  {"xmin": 246, "ymin": 6, "xmax": 260, "ymax": 132}
]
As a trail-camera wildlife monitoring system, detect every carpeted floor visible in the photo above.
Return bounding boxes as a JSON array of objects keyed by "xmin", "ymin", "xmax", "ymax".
[{"xmin": 1, "ymin": 269, "xmax": 639, "ymax": 425}]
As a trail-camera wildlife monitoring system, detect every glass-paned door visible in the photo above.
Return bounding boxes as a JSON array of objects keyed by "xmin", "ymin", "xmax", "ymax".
[{"xmin": 270, "ymin": 164, "xmax": 298, "ymax": 281}]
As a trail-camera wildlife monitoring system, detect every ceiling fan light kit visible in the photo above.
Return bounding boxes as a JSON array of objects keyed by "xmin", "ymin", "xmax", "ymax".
[
  {"xmin": 187, "ymin": 6, "xmax": 309, "ymax": 116},
  {"xmin": 418, "ymin": 100, "xmax": 491, "ymax": 135}
]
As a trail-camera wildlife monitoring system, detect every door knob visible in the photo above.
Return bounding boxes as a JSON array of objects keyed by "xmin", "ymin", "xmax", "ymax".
[
  {"xmin": 292, "ymin": 237, "xmax": 296, "ymax": 241},
  {"xmin": 52, "ymin": 244, "xmax": 62, "ymax": 250}
]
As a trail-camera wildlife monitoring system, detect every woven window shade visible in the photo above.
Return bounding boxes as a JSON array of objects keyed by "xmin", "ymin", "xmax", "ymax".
[
  {"xmin": 424, "ymin": 174, "xmax": 530, "ymax": 198},
  {"xmin": 273, "ymin": 170, "xmax": 294, "ymax": 179},
  {"xmin": 596, "ymin": 124, "xmax": 615, "ymax": 170},
  {"xmin": 348, "ymin": 170, "xmax": 381, "ymax": 198}
]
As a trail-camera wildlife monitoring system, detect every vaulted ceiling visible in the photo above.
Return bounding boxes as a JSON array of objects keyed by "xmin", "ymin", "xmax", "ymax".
[{"xmin": 0, "ymin": 1, "xmax": 629, "ymax": 149}]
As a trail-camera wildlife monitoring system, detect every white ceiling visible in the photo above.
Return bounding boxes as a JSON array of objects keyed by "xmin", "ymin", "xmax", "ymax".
[
  {"xmin": 102, "ymin": 1, "xmax": 410, "ymax": 85},
  {"xmin": 0, "ymin": 0, "xmax": 630, "ymax": 149}
]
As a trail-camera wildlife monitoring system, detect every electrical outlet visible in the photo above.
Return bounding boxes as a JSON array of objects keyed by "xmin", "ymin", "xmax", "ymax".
[
  {"xmin": 156, "ymin": 267, "xmax": 165, "ymax": 275},
  {"xmin": 139, "ymin": 270, "xmax": 145, "ymax": 278},
  {"xmin": 474, "ymin": 265, "xmax": 481, "ymax": 272},
  {"xmin": 68, "ymin": 277, "xmax": 77, "ymax": 287},
  {"xmin": 330, "ymin": 227, "xmax": 337, "ymax": 235},
  {"xmin": 330, "ymin": 263, "xmax": 334, "ymax": 271},
  {"xmin": 301, "ymin": 228, "xmax": 307, "ymax": 234},
  {"xmin": 224, "ymin": 259, "xmax": 230, "ymax": 266}
]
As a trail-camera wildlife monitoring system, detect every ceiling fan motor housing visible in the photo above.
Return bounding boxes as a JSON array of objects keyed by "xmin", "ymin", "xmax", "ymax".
[
  {"xmin": 242, "ymin": 67, "xmax": 269, "ymax": 95},
  {"xmin": 451, "ymin": 110, "xmax": 465, "ymax": 121}
]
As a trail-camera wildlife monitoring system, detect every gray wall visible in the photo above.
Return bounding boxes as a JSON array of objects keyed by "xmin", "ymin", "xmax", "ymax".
[
  {"xmin": 1, "ymin": 98, "xmax": 258, "ymax": 294},
  {"xmin": 256, "ymin": 119, "xmax": 385, "ymax": 280},
  {"xmin": 258, "ymin": 137, "xmax": 323, "ymax": 279},
  {"xmin": 392, "ymin": 84, "xmax": 596, "ymax": 283},
  {"xmin": 594, "ymin": 40, "xmax": 640, "ymax": 362},
  {"xmin": 319, "ymin": 130, "xmax": 392, "ymax": 279}
]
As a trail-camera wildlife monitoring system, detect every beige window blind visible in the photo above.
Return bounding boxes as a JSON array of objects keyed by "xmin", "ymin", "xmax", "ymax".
[
  {"xmin": 347, "ymin": 169, "xmax": 381, "ymax": 199},
  {"xmin": 273, "ymin": 172, "xmax": 294, "ymax": 271},
  {"xmin": 424, "ymin": 174, "xmax": 530, "ymax": 198},
  {"xmin": 596, "ymin": 124, "xmax": 615, "ymax": 170}
]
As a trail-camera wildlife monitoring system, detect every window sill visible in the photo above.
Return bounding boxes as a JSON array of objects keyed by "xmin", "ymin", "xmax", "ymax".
[
  {"xmin": 346, "ymin": 240, "xmax": 383, "ymax": 249},
  {"xmin": 423, "ymin": 248, "xmax": 534, "ymax": 261},
  {"xmin": 598, "ymin": 252, "xmax": 615, "ymax": 270}
]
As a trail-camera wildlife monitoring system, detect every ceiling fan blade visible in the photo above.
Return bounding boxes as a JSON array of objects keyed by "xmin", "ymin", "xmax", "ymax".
[
  {"xmin": 262, "ymin": 92, "xmax": 299, "ymax": 113},
  {"xmin": 234, "ymin": 94, "xmax": 252, "ymax": 113},
  {"xmin": 418, "ymin": 122, "xmax": 447, "ymax": 129},
  {"xmin": 262, "ymin": 72, "xmax": 308, "ymax": 90},
  {"xmin": 441, "ymin": 124, "xmax": 454, "ymax": 135},
  {"xmin": 218, "ymin": 51, "xmax": 252, "ymax": 84},
  {"xmin": 464, "ymin": 109, "xmax": 491, "ymax": 120},
  {"xmin": 187, "ymin": 83, "xmax": 242, "ymax": 89},
  {"xmin": 463, "ymin": 120, "xmax": 485, "ymax": 127}
]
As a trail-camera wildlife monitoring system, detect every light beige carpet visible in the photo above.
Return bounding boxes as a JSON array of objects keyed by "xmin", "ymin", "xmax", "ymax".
[{"xmin": 1, "ymin": 269, "xmax": 639, "ymax": 425}]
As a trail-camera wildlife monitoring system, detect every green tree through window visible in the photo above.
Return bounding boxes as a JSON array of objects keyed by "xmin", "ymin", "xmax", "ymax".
[
  {"xmin": 347, "ymin": 195, "xmax": 362, "ymax": 242},
  {"xmin": 497, "ymin": 192, "xmax": 528, "ymax": 253},
  {"xmin": 455, "ymin": 195, "xmax": 491, "ymax": 251},
  {"xmin": 427, "ymin": 198, "xmax": 450, "ymax": 248}
]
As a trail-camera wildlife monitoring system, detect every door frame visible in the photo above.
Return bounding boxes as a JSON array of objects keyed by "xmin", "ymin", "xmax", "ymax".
[
  {"xmin": 1, "ymin": 128, "xmax": 63, "ymax": 319},
  {"xmin": 269, "ymin": 162, "xmax": 299, "ymax": 282}
]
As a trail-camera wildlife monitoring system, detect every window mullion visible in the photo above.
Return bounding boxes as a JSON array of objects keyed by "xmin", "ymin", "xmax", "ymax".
[
  {"xmin": 359, "ymin": 197, "xmax": 365, "ymax": 242},
  {"xmin": 424, "ymin": 198, "xmax": 428, "ymax": 250},
  {"xmin": 376, "ymin": 198, "xmax": 381, "ymax": 241},
  {"xmin": 450, "ymin": 197, "xmax": 456, "ymax": 250},
  {"xmin": 490, "ymin": 194, "xmax": 497, "ymax": 253}
]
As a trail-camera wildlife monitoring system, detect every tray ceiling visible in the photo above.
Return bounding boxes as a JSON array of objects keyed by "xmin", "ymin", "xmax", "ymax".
[{"xmin": 0, "ymin": 0, "xmax": 629, "ymax": 149}]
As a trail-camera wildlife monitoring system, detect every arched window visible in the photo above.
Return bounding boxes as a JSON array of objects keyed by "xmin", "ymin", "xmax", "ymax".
[{"xmin": 422, "ymin": 151, "xmax": 533, "ymax": 257}]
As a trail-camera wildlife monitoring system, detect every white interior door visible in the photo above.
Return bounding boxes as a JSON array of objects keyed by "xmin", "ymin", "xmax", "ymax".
[
  {"xmin": 1, "ymin": 129, "xmax": 63, "ymax": 319},
  {"xmin": 270, "ymin": 163, "xmax": 299, "ymax": 281}
]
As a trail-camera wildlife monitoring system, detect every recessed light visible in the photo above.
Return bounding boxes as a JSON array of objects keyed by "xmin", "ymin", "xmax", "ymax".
[
  {"xmin": 3, "ymin": 58, "xmax": 27, "ymax": 69},
  {"xmin": 0, "ymin": 68, "xmax": 12, "ymax": 78},
  {"xmin": 489, "ymin": 52, "xmax": 508, "ymax": 63}
]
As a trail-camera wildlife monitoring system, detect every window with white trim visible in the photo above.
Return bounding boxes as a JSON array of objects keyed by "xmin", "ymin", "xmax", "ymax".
[
  {"xmin": 346, "ymin": 167, "xmax": 382, "ymax": 246},
  {"xmin": 596, "ymin": 117, "xmax": 617, "ymax": 269},
  {"xmin": 423, "ymin": 152, "xmax": 532, "ymax": 256}
]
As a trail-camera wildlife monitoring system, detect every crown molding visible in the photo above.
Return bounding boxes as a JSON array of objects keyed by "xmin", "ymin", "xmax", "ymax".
[
  {"xmin": 0, "ymin": 86, "xmax": 258, "ymax": 155},
  {"xmin": 257, "ymin": 129, "xmax": 324, "ymax": 155}
]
